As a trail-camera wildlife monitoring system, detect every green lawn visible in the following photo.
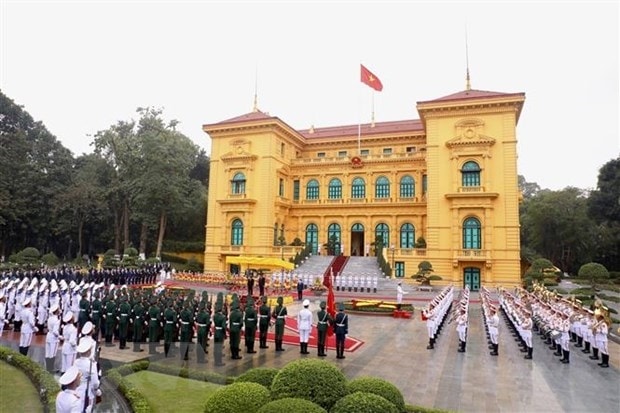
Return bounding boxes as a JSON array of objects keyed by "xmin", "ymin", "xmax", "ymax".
[
  {"xmin": 0, "ymin": 361, "xmax": 43, "ymax": 413},
  {"xmin": 124, "ymin": 370, "xmax": 223, "ymax": 412}
]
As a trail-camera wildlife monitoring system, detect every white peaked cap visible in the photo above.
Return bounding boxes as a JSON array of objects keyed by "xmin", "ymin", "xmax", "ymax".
[
  {"xmin": 59, "ymin": 366, "xmax": 80, "ymax": 385},
  {"xmin": 77, "ymin": 340, "xmax": 91, "ymax": 354}
]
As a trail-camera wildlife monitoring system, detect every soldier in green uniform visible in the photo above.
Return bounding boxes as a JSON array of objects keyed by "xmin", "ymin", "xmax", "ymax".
[
  {"xmin": 244, "ymin": 296, "xmax": 258, "ymax": 354},
  {"xmin": 91, "ymin": 291, "xmax": 102, "ymax": 341},
  {"xmin": 195, "ymin": 303, "xmax": 210, "ymax": 363},
  {"xmin": 78, "ymin": 290, "xmax": 90, "ymax": 332},
  {"xmin": 132, "ymin": 297, "xmax": 145, "ymax": 352},
  {"xmin": 316, "ymin": 300, "xmax": 332, "ymax": 357},
  {"xmin": 104, "ymin": 294, "xmax": 117, "ymax": 347},
  {"xmin": 212, "ymin": 301, "xmax": 227, "ymax": 366},
  {"xmin": 118, "ymin": 295, "xmax": 131, "ymax": 349},
  {"xmin": 163, "ymin": 300, "xmax": 177, "ymax": 357},
  {"xmin": 179, "ymin": 300, "xmax": 193, "ymax": 361},
  {"xmin": 228, "ymin": 298, "xmax": 243, "ymax": 359},
  {"xmin": 272, "ymin": 296, "xmax": 288, "ymax": 352},
  {"xmin": 148, "ymin": 297, "xmax": 161, "ymax": 355},
  {"xmin": 258, "ymin": 296, "xmax": 271, "ymax": 349}
]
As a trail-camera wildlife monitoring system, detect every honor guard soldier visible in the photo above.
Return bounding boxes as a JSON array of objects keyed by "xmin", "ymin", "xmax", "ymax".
[
  {"xmin": 333, "ymin": 303, "xmax": 348, "ymax": 359},
  {"xmin": 132, "ymin": 297, "xmax": 145, "ymax": 352},
  {"xmin": 19, "ymin": 297, "xmax": 38, "ymax": 356},
  {"xmin": 258, "ymin": 296, "xmax": 271, "ymax": 349},
  {"xmin": 179, "ymin": 300, "xmax": 193, "ymax": 361},
  {"xmin": 212, "ymin": 301, "xmax": 227, "ymax": 366},
  {"xmin": 228, "ymin": 298, "xmax": 243, "ymax": 359},
  {"xmin": 163, "ymin": 300, "xmax": 177, "ymax": 357},
  {"xmin": 117, "ymin": 295, "xmax": 131, "ymax": 350},
  {"xmin": 78, "ymin": 290, "xmax": 90, "ymax": 332},
  {"xmin": 316, "ymin": 300, "xmax": 332, "ymax": 357},
  {"xmin": 298, "ymin": 299, "xmax": 312, "ymax": 354},
  {"xmin": 103, "ymin": 294, "xmax": 116, "ymax": 347},
  {"xmin": 195, "ymin": 303, "xmax": 210, "ymax": 363},
  {"xmin": 91, "ymin": 291, "xmax": 102, "ymax": 341},
  {"xmin": 56, "ymin": 366, "xmax": 82, "ymax": 413},
  {"xmin": 45, "ymin": 303, "xmax": 62, "ymax": 372},
  {"xmin": 244, "ymin": 296, "xmax": 258, "ymax": 353},
  {"xmin": 272, "ymin": 296, "xmax": 288, "ymax": 352},
  {"xmin": 148, "ymin": 298, "xmax": 161, "ymax": 355}
]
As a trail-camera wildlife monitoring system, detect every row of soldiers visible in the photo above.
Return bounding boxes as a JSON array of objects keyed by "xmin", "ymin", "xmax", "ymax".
[
  {"xmin": 450, "ymin": 286, "xmax": 470, "ymax": 353},
  {"xmin": 481, "ymin": 286, "xmax": 500, "ymax": 356},
  {"xmin": 334, "ymin": 275, "xmax": 379, "ymax": 293},
  {"xmin": 422, "ymin": 285, "xmax": 454, "ymax": 350},
  {"xmin": 498, "ymin": 288, "xmax": 534, "ymax": 359}
]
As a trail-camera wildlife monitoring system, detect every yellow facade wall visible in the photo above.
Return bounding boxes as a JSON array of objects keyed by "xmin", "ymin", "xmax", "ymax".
[{"xmin": 203, "ymin": 88, "xmax": 525, "ymax": 288}]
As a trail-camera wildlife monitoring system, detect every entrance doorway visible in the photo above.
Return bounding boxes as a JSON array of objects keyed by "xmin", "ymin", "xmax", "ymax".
[
  {"xmin": 463, "ymin": 267, "xmax": 480, "ymax": 291},
  {"xmin": 350, "ymin": 223, "xmax": 364, "ymax": 256}
]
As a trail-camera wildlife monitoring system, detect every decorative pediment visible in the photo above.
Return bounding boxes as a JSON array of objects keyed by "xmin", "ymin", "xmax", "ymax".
[{"xmin": 446, "ymin": 119, "xmax": 496, "ymax": 148}]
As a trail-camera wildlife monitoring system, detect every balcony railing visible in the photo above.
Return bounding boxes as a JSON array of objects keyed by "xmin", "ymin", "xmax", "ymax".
[{"xmin": 455, "ymin": 249, "xmax": 489, "ymax": 259}]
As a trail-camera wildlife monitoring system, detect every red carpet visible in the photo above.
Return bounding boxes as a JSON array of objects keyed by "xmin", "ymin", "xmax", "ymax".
[{"xmin": 259, "ymin": 316, "xmax": 364, "ymax": 353}]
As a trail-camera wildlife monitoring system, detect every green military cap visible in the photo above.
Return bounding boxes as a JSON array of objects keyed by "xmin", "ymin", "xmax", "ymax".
[
  {"xmin": 320, "ymin": 301, "xmax": 326, "ymax": 309},
  {"xmin": 338, "ymin": 302, "xmax": 345, "ymax": 311},
  {"xmin": 246, "ymin": 297, "xmax": 254, "ymax": 307},
  {"xmin": 277, "ymin": 296, "xmax": 283, "ymax": 305}
]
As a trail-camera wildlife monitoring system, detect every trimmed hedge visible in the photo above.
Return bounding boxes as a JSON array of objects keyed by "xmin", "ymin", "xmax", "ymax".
[
  {"xmin": 204, "ymin": 382, "xmax": 270, "ymax": 413},
  {"xmin": 0, "ymin": 346, "xmax": 60, "ymax": 412},
  {"xmin": 331, "ymin": 391, "xmax": 399, "ymax": 413},
  {"xmin": 256, "ymin": 397, "xmax": 326, "ymax": 413},
  {"xmin": 270, "ymin": 359, "xmax": 347, "ymax": 410},
  {"xmin": 347, "ymin": 376, "xmax": 406, "ymax": 412},
  {"xmin": 235, "ymin": 367, "xmax": 279, "ymax": 388},
  {"xmin": 107, "ymin": 369, "xmax": 151, "ymax": 413}
]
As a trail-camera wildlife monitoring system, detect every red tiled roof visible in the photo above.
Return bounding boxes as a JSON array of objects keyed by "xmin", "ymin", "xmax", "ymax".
[
  {"xmin": 298, "ymin": 119, "xmax": 423, "ymax": 139},
  {"xmin": 204, "ymin": 110, "xmax": 275, "ymax": 128},
  {"xmin": 419, "ymin": 89, "xmax": 524, "ymax": 104}
]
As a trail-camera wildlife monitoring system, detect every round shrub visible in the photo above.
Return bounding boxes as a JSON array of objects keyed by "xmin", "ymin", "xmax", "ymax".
[
  {"xmin": 257, "ymin": 398, "xmax": 326, "ymax": 413},
  {"xmin": 41, "ymin": 252, "xmax": 59, "ymax": 266},
  {"xmin": 331, "ymin": 391, "xmax": 399, "ymax": 413},
  {"xmin": 235, "ymin": 367, "xmax": 279, "ymax": 388},
  {"xmin": 347, "ymin": 376, "xmax": 405, "ymax": 412},
  {"xmin": 270, "ymin": 359, "xmax": 347, "ymax": 410},
  {"xmin": 19, "ymin": 247, "xmax": 41, "ymax": 264},
  {"xmin": 204, "ymin": 382, "xmax": 270, "ymax": 413}
]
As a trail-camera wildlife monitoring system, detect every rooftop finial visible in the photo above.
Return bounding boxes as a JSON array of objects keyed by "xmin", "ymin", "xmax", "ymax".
[
  {"xmin": 252, "ymin": 63, "xmax": 259, "ymax": 112},
  {"xmin": 465, "ymin": 25, "xmax": 471, "ymax": 91}
]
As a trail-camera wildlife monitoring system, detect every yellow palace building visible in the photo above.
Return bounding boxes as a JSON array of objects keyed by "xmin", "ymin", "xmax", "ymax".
[{"xmin": 202, "ymin": 84, "xmax": 525, "ymax": 289}]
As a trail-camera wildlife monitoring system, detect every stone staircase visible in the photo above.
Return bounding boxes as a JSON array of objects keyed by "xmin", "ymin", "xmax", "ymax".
[
  {"xmin": 293, "ymin": 255, "xmax": 334, "ymax": 280},
  {"xmin": 339, "ymin": 256, "xmax": 385, "ymax": 278}
]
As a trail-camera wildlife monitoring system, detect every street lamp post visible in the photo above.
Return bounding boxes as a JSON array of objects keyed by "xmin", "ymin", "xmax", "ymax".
[{"xmin": 390, "ymin": 244, "xmax": 395, "ymax": 278}]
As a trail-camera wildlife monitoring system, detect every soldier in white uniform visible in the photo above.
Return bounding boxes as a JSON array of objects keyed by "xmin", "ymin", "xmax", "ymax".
[
  {"xmin": 297, "ymin": 299, "xmax": 313, "ymax": 355},
  {"xmin": 74, "ymin": 340, "xmax": 101, "ymax": 412},
  {"xmin": 45, "ymin": 304, "xmax": 62, "ymax": 372},
  {"xmin": 456, "ymin": 307, "xmax": 468, "ymax": 353},
  {"xmin": 521, "ymin": 309, "xmax": 533, "ymax": 360},
  {"xmin": 19, "ymin": 297, "xmax": 38, "ymax": 356},
  {"xmin": 488, "ymin": 306, "xmax": 500, "ymax": 356},
  {"xmin": 61, "ymin": 312, "xmax": 78, "ymax": 374},
  {"xmin": 56, "ymin": 366, "xmax": 84, "ymax": 413},
  {"xmin": 0, "ymin": 292, "xmax": 6, "ymax": 338}
]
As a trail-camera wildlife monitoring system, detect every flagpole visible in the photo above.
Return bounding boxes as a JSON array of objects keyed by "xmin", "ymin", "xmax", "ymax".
[
  {"xmin": 371, "ymin": 91, "xmax": 375, "ymax": 127},
  {"xmin": 358, "ymin": 65, "xmax": 362, "ymax": 155}
]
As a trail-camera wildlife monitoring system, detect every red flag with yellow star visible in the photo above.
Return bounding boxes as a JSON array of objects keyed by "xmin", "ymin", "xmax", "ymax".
[{"xmin": 360, "ymin": 64, "xmax": 383, "ymax": 91}]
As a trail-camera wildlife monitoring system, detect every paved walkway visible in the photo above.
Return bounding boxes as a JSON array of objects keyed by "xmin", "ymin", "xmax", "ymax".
[{"xmin": 2, "ymin": 281, "xmax": 619, "ymax": 412}]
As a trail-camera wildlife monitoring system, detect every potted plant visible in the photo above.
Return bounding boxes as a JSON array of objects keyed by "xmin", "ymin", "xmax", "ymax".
[{"xmin": 310, "ymin": 278, "xmax": 327, "ymax": 296}]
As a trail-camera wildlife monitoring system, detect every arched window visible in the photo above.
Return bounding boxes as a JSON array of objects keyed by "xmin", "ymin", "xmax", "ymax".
[
  {"xmin": 327, "ymin": 223, "xmax": 341, "ymax": 254},
  {"xmin": 462, "ymin": 217, "xmax": 481, "ymax": 249},
  {"xmin": 231, "ymin": 172, "xmax": 246, "ymax": 194},
  {"xmin": 351, "ymin": 177, "xmax": 365, "ymax": 199},
  {"xmin": 399, "ymin": 175, "xmax": 415, "ymax": 198},
  {"xmin": 351, "ymin": 223, "xmax": 364, "ymax": 232},
  {"xmin": 461, "ymin": 161, "xmax": 481, "ymax": 187},
  {"xmin": 375, "ymin": 176, "xmax": 390, "ymax": 198},
  {"xmin": 231, "ymin": 219, "xmax": 244, "ymax": 245},
  {"xmin": 328, "ymin": 178, "xmax": 342, "ymax": 199},
  {"xmin": 305, "ymin": 223, "xmax": 318, "ymax": 254},
  {"xmin": 375, "ymin": 223, "xmax": 390, "ymax": 248},
  {"xmin": 306, "ymin": 179, "xmax": 319, "ymax": 200},
  {"xmin": 400, "ymin": 223, "xmax": 415, "ymax": 248}
]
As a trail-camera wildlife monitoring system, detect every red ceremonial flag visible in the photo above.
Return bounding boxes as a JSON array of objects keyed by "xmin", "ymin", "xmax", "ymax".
[
  {"xmin": 327, "ymin": 283, "xmax": 336, "ymax": 336},
  {"xmin": 360, "ymin": 64, "xmax": 383, "ymax": 91}
]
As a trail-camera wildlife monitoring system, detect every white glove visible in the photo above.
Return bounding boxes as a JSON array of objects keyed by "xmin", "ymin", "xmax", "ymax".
[{"xmin": 96, "ymin": 389, "xmax": 102, "ymax": 397}]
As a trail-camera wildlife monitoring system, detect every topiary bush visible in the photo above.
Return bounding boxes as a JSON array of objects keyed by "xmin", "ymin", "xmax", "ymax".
[
  {"xmin": 256, "ymin": 397, "xmax": 326, "ymax": 413},
  {"xmin": 347, "ymin": 376, "xmax": 405, "ymax": 412},
  {"xmin": 41, "ymin": 252, "xmax": 59, "ymax": 266},
  {"xmin": 270, "ymin": 359, "xmax": 347, "ymax": 410},
  {"xmin": 331, "ymin": 391, "xmax": 399, "ymax": 413},
  {"xmin": 235, "ymin": 367, "xmax": 279, "ymax": 388},
  {"xmin": 204, "ymin": 382, "xmax": 270, "ymax": 413},
  {"xmin": 19, "ymin": 247, "xmax": 41, "ymax": 264}
]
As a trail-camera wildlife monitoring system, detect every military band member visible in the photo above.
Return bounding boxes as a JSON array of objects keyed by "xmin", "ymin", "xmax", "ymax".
[
  {"xmin": 316, "ymin": 300, "xmax": 332, "ymax": 357},
  {"xmin": 423, "ymin": 304, "xmax": 437, "ymax": 350},
  {"xmin": 594, "ymin": 314, "xmax": 610, "ymax": 368},
  {"xmin": 258, "ymin": 297, "xmax": 271, "ymax": 349},
  {"xmin": 559, "ymin": 313, "xmax": 570, "ymax": 364},
  {"xmin": 488, "ymin": 306, "xmax": 500, "ymax": 356},
  {"xmin": 272, "ymin": 296, "xmax": 287, "ymax": 352},
  {"xmin": 522, "ymin": 310, "xmax": 533, "ymax": 359},
  {"xmin": 456, "ymin": 308, "xmax": 468, "ymax": 353}
]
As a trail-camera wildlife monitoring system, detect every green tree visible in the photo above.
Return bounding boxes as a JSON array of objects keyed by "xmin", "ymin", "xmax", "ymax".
[
  {"xmin": 588, "ymin": 156, "xmax": 620, "ymax": 271},
  {"xmin": 523, "ymin": 257, "xmax": 558, "ymax": 286},
  {"xmin": 412, "ymin": 260, "xmax": 441, "ymax": 285},
  {"xmin": 578, "ymin": 262, "xmax": 609, "ymax": 290}
]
